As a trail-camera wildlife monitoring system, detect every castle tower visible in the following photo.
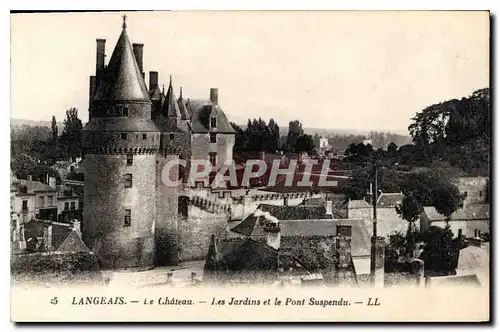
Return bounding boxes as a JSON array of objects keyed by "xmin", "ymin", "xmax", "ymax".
[
  {"xmin": 82, "ymin": 17, "xmax": 160, "ymax": 270},
  {"xmin": 153, "ymin": 75, "xmax": 191, "ymax": 265}
]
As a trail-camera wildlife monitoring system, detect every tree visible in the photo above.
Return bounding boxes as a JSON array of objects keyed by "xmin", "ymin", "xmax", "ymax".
[
  {"xmin": 395, "ymin": 195, "xmax": 423, "ymax": 256},
  {"xmin": 286, "ymin": 120, "xmax": 304, "ymax": 153},
  {"xmin": 432, "ymin": 183, "xmax": 464, "ymax": 228},
  {"xmin": 60, "ymin": 107, "xmax": 83, "ymax": 161},
  {"xmin": 420, "ymin": 226, "xmax": 460, "ymax": 276},
  {"xmin": 296, "ymin": 134, "xmax": 315, "ymax": 154},
  {"xmin": 408, "ymin": 88, "xmax": 490, "ymax": 175},
  {"xmin": 51, "ymin": 115, "xmax": 58, "ymax": 141},
  {"xmin": 268, "ymin": 118, "xmax": 280, "ymax": 152}
]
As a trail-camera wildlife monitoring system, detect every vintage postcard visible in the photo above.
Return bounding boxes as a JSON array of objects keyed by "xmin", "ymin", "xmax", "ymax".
[{"xmin": 10, "ymin": 10, "xmax": 490, "ymax": 322}]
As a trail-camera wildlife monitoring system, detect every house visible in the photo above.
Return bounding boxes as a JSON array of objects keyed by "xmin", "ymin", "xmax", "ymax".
[
  {"xmin": 51, "ymin": 159, "xmax": 82, "ymax": 181},
  {"xmin": 420, "ymin": 205, "xmax": 490, "ymax": 239},
  {"xmin": 21, "ymin": 220, "xmax": 89, "ymax": 253},
  {"xmin": 11, "ymin": 176, "xmax": 58, "ymax": 223},
  {"xmin": 204, "ymin": 224, "xmax": 359, "ymax": 286},
  {"xmin": 347, "ymin": 192, "xmax": 408, "ymax": 238},
  {"xmin": 229, "ymin": 206, "xmax": 372, "ymax": 276},
  {"xmin": 56, "ymin": 185, "xmax": 83, "ymax": 223},
  {"xmin": 453, "ymin": 177, "xmax": 489, "ymax": 206}
]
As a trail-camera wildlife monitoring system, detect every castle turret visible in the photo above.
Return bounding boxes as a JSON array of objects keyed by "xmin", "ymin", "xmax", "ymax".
[
  {"xmin": 82, "ymin": 16, "xmax": 160, "ymax": 270},
  {"xmin": 154, "ymin": 75, "xmax": 190, "ymax": 265}
]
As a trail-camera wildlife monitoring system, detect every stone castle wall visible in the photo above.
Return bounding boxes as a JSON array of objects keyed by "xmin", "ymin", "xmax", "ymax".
[{"xmin": 83, "ymin": 153, "xmax": 156, "ymax": 270}]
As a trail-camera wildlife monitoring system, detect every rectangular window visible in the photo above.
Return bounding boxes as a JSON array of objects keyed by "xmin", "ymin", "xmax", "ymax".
[
  {"xmin": 121, "ymin": 133, "xmax": 127, "ymax": 140},
  {"xmin": 22, "ymin": 200, "xmax": 28, "ymax": 211},
  {"xmin": 209, "ymin": 153, "xmax": 217, "ymax": 167},
  {"xmin": 127, "ymin": 154, "xmax": 133, "ymax": 166},
  {"xmin": 48, "ymin": 195, "xmax": 54, "ymax": 206},
  {"xmin": 210, "ymin": 117, "xmax": 217, "ymax": 128},
  {"xmin": 122, "ymin": 107, "xmax": 129, "ymax": 117},
  {"xmin": 337, "ymin": 225, "xmax": 352, "ymax": 237},
  {"xmin": 124, "ymin": 209, "xmax": 131, "ymax": 227},
  {"xmin": 64, "ymin": 202, "xmax": 69, "ymax": 211},
  {"xmin": 70, "ymin": 202, "xmax": 76, "ymax": 210},
  {"xmin": 169, "ymin": 133, "xmax": 174, "ymax": 140},
  {"xmin": 125, "ymin": 174, "xmax": 133, "ymax": 188},
  {"xmin": 143, "ymin": 133, "xmax": 147, "ymax": 140},
  {"xmin": 210, "ymin": 132, "xmax": 217, "ymax": 143},
  {"xmin": 479, "ymin": 191, "xmax": 483, "ymax": 197}
]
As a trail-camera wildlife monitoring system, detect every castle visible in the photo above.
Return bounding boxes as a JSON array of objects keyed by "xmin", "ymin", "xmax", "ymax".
[{"xmin": 82, "ymin": 17, "xmax": 235, "ymax": 270}]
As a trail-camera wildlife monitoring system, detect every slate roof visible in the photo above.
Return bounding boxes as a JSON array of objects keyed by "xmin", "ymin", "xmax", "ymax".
[
  {"xmin": 231, "ymin": 203, "xmax": 327, "ymax": 236},
  {"xmin": 348, "ymin": 199, "xmax": 372, "ymax": 209},
  {"xmin": 14, "ymin": 180, "xmax": 57, "ymax": 195},
  {"xmin": 423, "ymin": 204, "xmax": 490, "ymax": 221},
  {"xmin": 177, "ymin": 88, "xmax": 190, "ymax": 120},
  {"xmin": 56, "ymin": 185, "xmax": 80, "ymax": 199},
  {"xmin": 187, "ymin": 99, "xmax": 235, "ymax": 134},
  {"xmin": 162, "ymin": 77, "xmax": 182, "ymax": 118},
  {"xmin": 93, "ymin": 24, "xmax": 150, "ymax": 102},
  {"xmin": 376, "ymin": 192, "xmax": 405, "ymax": 208},
  {"xmin": 24, "ymin": 221, "xmax": 73, "ymax": 251},
  {"xmin": 253, "ymin": 219, "xmax": 371, "ymax": 257},
  {"xmin": 57, "ymin": 230, "xmax": 91, "ymax": 253},
  {"xmin": 204, "ymin": 236, "xmax": 279, "ymax": 276}
]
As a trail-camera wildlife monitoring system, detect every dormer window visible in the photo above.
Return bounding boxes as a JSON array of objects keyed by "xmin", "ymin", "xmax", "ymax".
[
  {"xmin": 210, "ymin": 117, "xmax": 217, "ymax": 128},
  {"xmin": 122, "ymin": 107, "xmax": 129, "ymax": 117}
]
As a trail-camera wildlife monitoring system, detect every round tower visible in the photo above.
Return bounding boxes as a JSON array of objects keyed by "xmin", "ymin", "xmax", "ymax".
[{"xmin": 82, "ymin": 17, "xmax": 160, "ymax": 270}]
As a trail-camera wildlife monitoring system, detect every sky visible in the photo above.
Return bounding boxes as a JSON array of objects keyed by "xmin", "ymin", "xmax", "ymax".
[{"xmin": 10, "ymin": 11, "xmax": 489, "ymax": 134}]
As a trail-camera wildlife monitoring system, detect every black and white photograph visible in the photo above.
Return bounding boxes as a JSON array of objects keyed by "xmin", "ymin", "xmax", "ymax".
[{"xmin": 9, "ymin": 10, "xmax": 490, "ymax": 322}]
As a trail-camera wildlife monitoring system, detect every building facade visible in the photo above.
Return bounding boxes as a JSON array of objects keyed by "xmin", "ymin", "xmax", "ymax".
[{"xmin": 82, "ymin": 18, "xmax": 235, "ymax": 270}]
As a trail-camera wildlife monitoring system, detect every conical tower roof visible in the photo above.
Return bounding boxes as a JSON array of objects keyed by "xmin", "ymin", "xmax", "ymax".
[
  {"xmin": 177, "ymin": 86, "xmax": 190, "ymax": 120},
  {"xmin": 93, "ymin": 18, "xmax": 150, "ymax": 102},
  {"xmin": 162, "ymin": 75, "xmax": 181, "ymax": 118}
]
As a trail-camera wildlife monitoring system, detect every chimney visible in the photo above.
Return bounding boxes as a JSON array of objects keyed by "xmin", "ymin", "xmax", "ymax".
[
  {"xmin": 325, "ymin": 200, "xmax": 333, "ymax": 217},
  {"xmin": 73, "ymin": 220, "xmax": 82, "ymax": 237},
  {"xmin": 43, "ymin": 224, "xmax": 53, "ymax": 251},
  {"xmin": 412, "ymin": 258, "xmax": 425, "ymax": 288},
  {"xmin": 469, "ymin": 237, "xmax": 485, "ymax": 248},
  {"xmin": 371, "ymin": 236, "xmax": 385, "ymax": 288},
  {"xmin": 264, "ymin": 222, "xmax": 281, "ymax": 250},
  {"xmin": 48, "ymin": 177, "xmax": 56, "ymax": 188},
  {"xmin": 149, "ymin": 71, "xmax": 158, "ymax": 91},
  {"xmin": 210, "ymin": 88, "xmax": 218, "ymax": 105},
  {"xmin": 132, "ymin": 43, "xmax": 144, "ymax": 75},
  {"xmin": 96, "ymin": 39, "xmax": 106, "ymax": 80}
]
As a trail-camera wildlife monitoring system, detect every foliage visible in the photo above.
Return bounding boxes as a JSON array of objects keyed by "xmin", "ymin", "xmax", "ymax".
[
  {"xmin": 432, "ymin": 183, "xmax": 464, "ymax": 226},
  {"xmin": 60, "ymin": 107, "xmax": 83, "ymax": 161},
  {"xmin": 395, "ymin": 195, "xmax": 423, "ymax": 255},
  {"xmin": 420, "ymin": 226, "xmax": 460, "ymax": 277},
  {"xmin": 408, "ymin": 88, "xmax": 490, "ymax": 176},
  {"xmin": 10, "ymin": 108, "xmax": 83, "ymax": 181}
]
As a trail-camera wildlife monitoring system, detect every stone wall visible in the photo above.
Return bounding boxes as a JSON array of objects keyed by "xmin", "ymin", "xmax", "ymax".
[
  {"xmin": 191, "ymin": 133, "xmax": 234, "ymax": 169},
  {"xmin": 155, "ymin": 154, "xmax": 181, "ymax": 266},
  {"xmin": 454, "ymin": 177, "xmax": 489, "ymax": 206},
  {"xmin": 179, "ymin": 204, "xmax": 228, "ymax": 261},
  {"xmin": 348, "ymin": 207, "xmax": 408, "ymax": 238},
  {"xmin": 83, "ymin": 154, "xmax": 156, "ymax": 270}
]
